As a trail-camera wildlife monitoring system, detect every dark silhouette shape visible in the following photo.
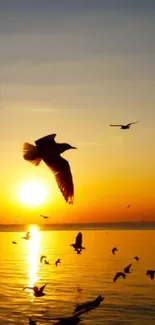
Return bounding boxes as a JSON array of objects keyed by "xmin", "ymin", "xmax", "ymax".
[
  {"xmin": 23, "ymin": 284, "xmax": 47, "ymax": 297},
  {"xmin": 55, "ymin": 259, "xmax": 61, "ymax": 267},
  {"xmin": 112, "ymin": 247, "xmax": 118, "ymax": 255},
  {"xmin": 134, "ymin": 256, "xmax": 139, "ymax": 262},
  {"xmin": 12, "ymin": 241, "xmax": 17, "ymax": 244},
  {"xmin": 22, "ymin": 231, "xmax": 31, "ymax": 240},
  {"xmin": 146, "ymin": 270, "xmax": 155, "ymax": 280},
  {"xmin": 40, "ymin": 255, "xmax": 46, "ymax": 263},
  {"xmin": 44, "ymin": 259, "xmax": 49, "ymax": 264},
  {"xmin": 40, "ymin": 214, "xmax": 49, "ymax": 219},
  {"xmin": 124, "ymin": 264, "xmax": 132, "ymax": 274},
  {"xmin": 127, "ymin": 205, "xmax": 131, "ymax": 208},
  {"xmin": 109, "ymin": 121, "xmax": 139, "ymax": 130},
  {"xmin": 73, "ymin": 295, "xmax": 104, "ymax": 314},
  {"xmin": 23, "ymin": 134, "xmax": 77, "ymax": 204},
  {"xmin": 77, "ymin": 286, "xmax": 82, "ymax": 293},
  {"xmin": 71, "ymin": 232, "xmax": 85, "ymax": 252},
  {"xmin": 113, "ymin": 272, "xmax": 126, "ymax": 282},
  {"xmin": 29, "ymin": 318, "xmax": 37, "ymax": 325}
]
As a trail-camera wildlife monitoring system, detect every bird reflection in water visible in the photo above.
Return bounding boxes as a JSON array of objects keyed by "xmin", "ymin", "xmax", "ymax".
[{"xmin": 27, "ymin": 226, "xmax": 40, "ymax": 300}]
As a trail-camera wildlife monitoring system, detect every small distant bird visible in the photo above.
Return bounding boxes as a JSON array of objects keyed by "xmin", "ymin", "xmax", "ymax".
[
  {"xmin": 40, "ymin": 214, "xmax": 49, "ymax": 219},
  {"xmin": 12, "ymin": 241, "xmax": 17, "ymax": 244},
  {"xmin": 109, "ymin": 121, "xmax": 139, "ymax": 130},
  {"xmin": 127, "ymin": 205, "xmax": 131, "ymax": 208},
  {"xmin": 23, "ymin": 134, "xmax": 77, "ymax": 204},
  {"xmin": 112, "ymin": 247, "xmax": 118, "ymax": 255},
  {"xmin": 77, "ymin": 287, "xmax": 82, "ymax": 293},
  {"xmin": 146, "ymin": 270, "xmax": 155, "ymax": 280},
  {"xmin": 124, "ymin": 264, "xmax": 132, "ymax": 274},
  {"xmin": 113, "ymin": 272, "xmax": 126, "ymax": 282},
  {"xmin": 55, "ymin": 259, "xmax": 61, "ymax": 267},
  {"xmin": 29, "ymin": 318, "xmax": 37, "ymax": 325},
  {"xmin": 40, "ymin": 255, "xmax": 46, "ymax": 263},
  {"xmin": 23, "ymin": 284, "xmax": 47, "ymax": 297},
  {"xmin": 22, "ymin": 231, "xmax": 31, "ymax": 240},
  {"xmin": 71, "ymin": 232, "xmax": 85, "ymax": 252},
  {"xmin": 44, "ymin": 259, "xmax": 49, "ymax": 265},
  {"xmin": 134, "ymin": 256, "xmax": 139, "ymax": 262}
]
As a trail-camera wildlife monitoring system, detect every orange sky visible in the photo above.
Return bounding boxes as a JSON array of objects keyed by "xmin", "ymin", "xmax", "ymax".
[{"xmin": 0, "ymin": 1, "xmax": 155, "ymax": 224}]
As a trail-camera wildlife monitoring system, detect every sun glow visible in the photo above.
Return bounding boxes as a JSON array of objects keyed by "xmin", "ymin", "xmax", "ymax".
[
  {"xmin": 27, "ymin": 225, "xmax": 40, "ymax": 298},
  {"xmin": 19, "ymin": 180, "xmax": 48, "ymax": 206}
]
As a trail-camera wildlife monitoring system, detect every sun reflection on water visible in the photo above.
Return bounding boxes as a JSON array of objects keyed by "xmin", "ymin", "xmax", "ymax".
[{"xmin": 27, "ymin": 225, "xmax": 40, "ymax": 298}]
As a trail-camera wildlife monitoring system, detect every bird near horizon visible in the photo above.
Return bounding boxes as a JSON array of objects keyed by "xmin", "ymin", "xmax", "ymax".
[
  {"xmin": 40, "ymin": 214, "xmax": 49, "ymax": 219},
  {"xmin": 55, "ymin": 259, "xmax": 61, "ymax": 267},
  {"xmin": 113, "ymin": 272, "xmax": 126, "ymax": 282},
  {"xmin": 146, "ymin": 270, "xmax": 155, "ymax": 280},
  {"xmin": 71, "ymin": 232, "xmax": 85, "ymax": 253},
  {"xmin": 23, "ymin": 284, "xmax": 47, "ymax": 297},
  {"xmin": 23, "ymin": 134, "xmax": 76, "ymax": 204},
  {"xmin": 22, "ymin": 231, "xmax": 31, "ymax": 240},
  {"xmin": 112, "ymin": 247, "xmax": 118, "ymax": 255},
  {"xmin": 109, "ymin": 120, "xmax": 139, "ymax": 130}
]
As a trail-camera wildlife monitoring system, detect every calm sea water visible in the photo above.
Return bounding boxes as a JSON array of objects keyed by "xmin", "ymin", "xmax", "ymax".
[{"xmin": 0, "ymin": 225, "xmax": 155, "ymax": 325}]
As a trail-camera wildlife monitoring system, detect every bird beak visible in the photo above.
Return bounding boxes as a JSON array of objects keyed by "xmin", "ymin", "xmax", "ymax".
[{"xmin": 71, "ymin": 146, "xmax": 77, "ymax": 149}]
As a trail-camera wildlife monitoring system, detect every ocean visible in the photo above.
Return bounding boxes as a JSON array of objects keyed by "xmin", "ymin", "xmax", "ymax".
[{"xmin": 0, "ymin": 223, "xmax": 155, "ymax": 324}]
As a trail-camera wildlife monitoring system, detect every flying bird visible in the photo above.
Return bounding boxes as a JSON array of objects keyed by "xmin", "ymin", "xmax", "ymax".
[
  {"xmin": 134, "ymin": 256, "xmax": 139, "ymax": 262},
  {"xmin": 109, "ymin": 121, "xmax": 139, "ymax": 130},
  {"xmin": 55, "ymin": 259, "xmax": 61, "ymax": 267},
  {"xmin": 124, "ymin": 264, "xmax": 132, "ymax": 274},
  {"xmin": 71, "ymin": 232, "xmax": 85, "ymax": 252},
  {"xmin": 146, "ymin": 270, "xmax": 155, "ymax": 280},
  {"xmin": 22, "ymin": 231, "xmax": 31, "ymax": 240},
  {"xmin": 113, "ymin": 272, "xmax": 126, "ymax": 282},
  {"xmin": 44, "ymin": 259, "xmax": 49, "ymax": 265},
  {"xmin": 112, "ymin": 247, "xmax": 118, "ymax": 255},
  {"xmin": 29, "ymin": 318, "xmax": 37, "ymax": 325},
  {"xmin": 23, "ymin": 284, "xmax": 47, "ymax": 297},
  {"xmin": 23, "ymin": 134, "xmax": 76, "ymax": 204},
  {"xmin": 40, "ymin": 255, "xmax": 46, "ymax": 263},
  {"xmin": 40, "ymin": 214, "xmax": 49, "ymax": 219},
  {"xmin": 127, "ymin": 205, "xmax": 131, "ymax": 208},
  {"xmin": 12, "ymin": 241, "xmax": 17, "ymax": 244},
  {"xmin": 73, "ymin": 295, "xmax": 104, "ymax": 315}
]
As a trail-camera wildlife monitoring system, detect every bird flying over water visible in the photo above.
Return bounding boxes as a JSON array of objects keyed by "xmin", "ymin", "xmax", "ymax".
[
  {"xmin": 146, "ymin": 270, "xmax": 155, "ymax": 280},
  {"xmin": 71, "ymin": 232, "xmax": 85, "ymax": 252},
  {"xmin": 113, "ymin": 272, "xmax": 126, "ymax": 282},
  {"xmin": 55, "ymin": 259, "xmax": 61, "ymax": 267},
  {"xmin": 124, "ymin": 264, "xmax": 132, "ymax": 274},
  {"xmin": 112, "ymin": 247, "xmax": 118, "ymax": 255},
  {"xmin": 12, "ymin": 241, "xmax": 17, "ymax": 244},
  {"xmin": 23, "ymin": 134, "xmax": 76, "ymax": 204},
  {"xmin": 134, "ymin": 256, "xmax": 139, "ymax": 262},
  {"xmin": 23, "ymin": 284, "xmax": 47, "ymax": 297},
  {"xmin": 109, "ymin": 121, "xmax": 139, "ymax": 130},
  {"xmin": 44, "ymin": 259, "xmax": 49, "ymax": 265},
  {"xmin": 40, "ymin": 255, "xmax": 46, "ymax": 263},
  {"xmin": 40, "ymin": 214, "xmax": 49, "ymax": 219},
  {"xmin": 73, "ymin": 295, "xmax": 104, "ymax": 315},
  {"xmin": 22, "ymin": 231, "xmax": 31, "ymax": 240}
]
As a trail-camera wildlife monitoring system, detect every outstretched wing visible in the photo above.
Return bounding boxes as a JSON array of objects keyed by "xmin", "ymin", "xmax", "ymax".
[
  {"xmin": 35, "ymin": 134, "xmax": 57, "ymax": 147},
  {"xmin": 76, "ymin": 232, "xmax": 82, "ymax": 247},
  {"xmin": 73, "ymin": 296, "xmax": 104, "ymax": 317},
  {"xmin": 40, "ymin": 284, "xmax": 47, "ymax": 292},
  {"xmin": 43, "ymin": 156, "xmax": 74, "ymax": 204},
  {"xmin": 109, "ymin": 124, "xmax": 122, "ymax": 127},
  {"xmin": 128, "ymin": 121, "xmax": 139, "ymax": 126},
  {"xmin": 124, "ymin": 264, "xmax": 132, "ymax": 273}
]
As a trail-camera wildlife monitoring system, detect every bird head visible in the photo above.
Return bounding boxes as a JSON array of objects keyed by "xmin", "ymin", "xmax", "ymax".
[{"xmin": 59, "ymin": 143, "xmax": 77, "ymax": 154}]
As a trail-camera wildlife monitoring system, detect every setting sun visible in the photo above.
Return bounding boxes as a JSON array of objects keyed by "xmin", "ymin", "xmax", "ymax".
[{"xmin": 19, "ymin": 180, "xmax": 48, "ymax": 207}]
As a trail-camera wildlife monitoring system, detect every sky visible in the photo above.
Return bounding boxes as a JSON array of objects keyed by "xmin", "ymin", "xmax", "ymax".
[{"xmin": 0, "ymin": 0, "xmax": 155, "ymax": 224}]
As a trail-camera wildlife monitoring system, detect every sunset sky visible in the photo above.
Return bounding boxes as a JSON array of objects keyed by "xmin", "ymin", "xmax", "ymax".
[{"xmin": 0, "ymin": 0, "xmax": 155, "ymax": 224}]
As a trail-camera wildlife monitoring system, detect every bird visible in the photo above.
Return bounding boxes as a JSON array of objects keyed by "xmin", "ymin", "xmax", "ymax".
[
  {"xmin": 12, "ymin": 241, "xmax": 17, "ymax": 244},
  {"xmin": 44, "ymin": 259, "xmax": 49, "ymax": 264},
  {"xmin": 22, "ymin": 231, "xmax": 31, "ymax": 240},
  {"xmin": 112, "ymin": 247, "xmax": 118, "ymax": 255},
  {"xmin": 127, "ymin": 204, "xmax": 131, "ymax": 208},
  {"xmin": 40, "ymin": 214, "xmax": 49, "ymax": 219},
  {"xmin": 55, "ymin": 259, "xmax": 61, "ymax": 267},
  {"xmin": 124, "ymin": 264, "xmax": 132, "ymax": 274},
  {"xmin": 73, "ymin": 295, "xmax": 104, "ymax": 314},
  {"xmin": 109, "ymin": 121, "xmax": 139, "ymax": 130},
  {"xmin": 40, "ymin": 255, "xmax": 46, "ymax": 263},
  {"xmin": 23, "ymin": 134, "xmax": 77, "ymax": 204},
  {"xmin": 146, "ymin": 270, "xmax": 155, "ymax": 280},
  {"xmin": 23, "ymin": 284, "xmax": 47, "ymax": 297},
  {"xmin": 29, "ymin": 318, "xmax": 37, "ymax": 325},
  {"xmin": 113, "ymin": 272, "xmax": 126, "ymax": 282},
  {"xmin": 134, "ymin": 256, "xmax": 139, "ymax": 262},
  {"xmin": 71, "ymin": 232, "xmax": 85, "ymax": 252}
]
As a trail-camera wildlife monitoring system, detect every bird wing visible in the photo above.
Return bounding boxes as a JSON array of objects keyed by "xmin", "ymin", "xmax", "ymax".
[
  {"xmin": 35, "ymin": 134, "xmax": 56, "ymax": 147},
  {"xmin": 128, "ymin": 121, "xmax": 139, "ymax": 126},
  {"xmin": 40, "ymin": 284, "xmax": 47, "ymax": 292},
  {"xmin": 73, "ymin": 296, "xmax": 104, "ymax": 317},
  {"xmin": 124, "ymin": 264, "xmax": 132, "ymax": 272},
  {"xmin": 43, "ymin": 156, "xmax": 74, "ymax": 203},
  {"xmin": 109, "ymin": 124, "xmax": 122, "ymax": 127},
  {"xmin": 76, "ymin": 232, "xmax": 82, "ymax": 247}
]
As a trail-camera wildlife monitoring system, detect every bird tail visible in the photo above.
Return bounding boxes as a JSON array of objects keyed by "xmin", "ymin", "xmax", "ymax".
[{"xmin": 23, "ymin": 142, "xmax": 41, "ymax": 166}]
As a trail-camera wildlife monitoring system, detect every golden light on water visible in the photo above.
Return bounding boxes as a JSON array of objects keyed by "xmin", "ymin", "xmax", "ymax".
[{"xmin": 27, "ymin": 225, "xmax": 40, "ymax": 298}]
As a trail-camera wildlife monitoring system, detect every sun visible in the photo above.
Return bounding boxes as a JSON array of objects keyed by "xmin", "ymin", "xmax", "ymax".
[{"xmin": 19, "ymin": 180, "xmax": 48, "ymax": 207}]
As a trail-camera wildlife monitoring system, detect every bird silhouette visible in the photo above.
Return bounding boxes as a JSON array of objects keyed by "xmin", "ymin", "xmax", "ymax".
[
  {"xmin": 127, "ymin": 204, "xmax": 131, "ymax": 208},
  {"xmin": 134, "ymin": 256, "xmax": 139, "ymax": 262},
  {"xmin": 146, "ymin": 270, "xmax": 155, "ymax": 280},
  {"xmin": 22, "ymin": 231, "xmax": 31, "ymax": 240},
  {"xmin": 124, "ymin": 264, "xmax": 132, "ymax": 274},
  {"xmin": 40, "ymin": 214, "xmax": 49, "ymax": 219},
  {"xmin": 40, "ymin": 255, "xmax": 46, "ymax": 263},
  {"xmin": 112, "ymin": 247, "xmax": 118, "ymax": 255},
  {"xmin": 109, "ymin": 121, "xmax": 139, "ymax": 130},
  {"xmin": 23, "ymin": 284, "xmax": 47, "ymax": 297},
  {"xmin": 12, "ymin": 241, "xmax": 17, "ymax": 244},
  {"xmin": 55, "ymin": 259, "xmax": 61, "ymax": 267},
  {"xmin": 71, "ymin": 232, "xmax": 85, "ymax": 252},
  {"xmin": 29, "ymin": 318, "xmax": 37, "ymax": 325},
  {"xmin": 113, "ymin": 272, "xmax": 126, "ymax": 282},
  {"xmin": 73, "ymin": 295, "xmax": 104, "ymax": 314},
  {"xmin": 23, "ymin": 134, "xmax": 76, "ymax": 204}
]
